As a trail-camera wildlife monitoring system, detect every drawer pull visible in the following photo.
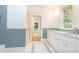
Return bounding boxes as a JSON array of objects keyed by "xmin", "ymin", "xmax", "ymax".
[
  {"xmin": 62, "ymin": 42, "xmax": 68, "ymax": 46},
  {"xmin": 56, "ymin": 38, "xmax": 58, "ymax": 40},
  {"xmin": 65, "ymin": 44, "xmax": 68, "ymax": 46}
]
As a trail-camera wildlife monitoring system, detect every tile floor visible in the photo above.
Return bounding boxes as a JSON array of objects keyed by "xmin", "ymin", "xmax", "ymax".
[{"xmin": 0, "ymin": 40, "xmax": 56, "ymax": 53}]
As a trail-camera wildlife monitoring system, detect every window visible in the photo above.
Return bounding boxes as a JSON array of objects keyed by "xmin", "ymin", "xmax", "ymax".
[{"xmin": 63, "ymin": 5, "xmax": 72, "ymax": 28}]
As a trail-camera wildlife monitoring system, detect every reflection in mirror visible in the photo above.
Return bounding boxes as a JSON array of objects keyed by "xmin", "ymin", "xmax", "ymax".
[{"xmin": 34, "ymin": 22, "xmax": 38, "ymax": 29}]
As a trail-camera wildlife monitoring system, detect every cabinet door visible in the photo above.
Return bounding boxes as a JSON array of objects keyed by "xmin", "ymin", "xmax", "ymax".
[
  {"xmin": 76, "ymin": 39, "xmax": 79, "ymax": 53},
  {"xmin": 55, "ymin": 36, "xmax": 64, "ymax": 52},
  {"xmin": 47, "ymin": 31, "xmax": 61, "ymax": 52},
  {"xmin": 54, "ymin": 37, "xmax": 63, "ymax": 52},
  {"xmin": 48, "ymin": 31, "xmax": 56, "ymax": 46}
]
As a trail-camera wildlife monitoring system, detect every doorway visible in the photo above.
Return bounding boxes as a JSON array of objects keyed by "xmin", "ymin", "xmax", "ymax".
[{"xmin": 31, "ymin": 15, "xmax": 41, "ymax": 42}]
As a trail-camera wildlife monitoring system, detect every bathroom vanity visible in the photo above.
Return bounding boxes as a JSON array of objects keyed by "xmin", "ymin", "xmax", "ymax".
[{"xmin": 47, "ymin": 30, "xmax": 79, "ymax": 53}]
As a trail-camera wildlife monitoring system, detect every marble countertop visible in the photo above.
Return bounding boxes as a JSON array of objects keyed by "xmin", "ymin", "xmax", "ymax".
[{"xmin": 50, "ymin": 30, "xmax": 79, "ymax": 39}]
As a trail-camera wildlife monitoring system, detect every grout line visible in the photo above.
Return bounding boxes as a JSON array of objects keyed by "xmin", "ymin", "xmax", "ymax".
[
  {"xmin": 43, "ymin": 42, "xmax": 52, "ymax": 53},
  {"xmin": 31, "ymin": 43, "xmax": 34, "ymax": 53},
  {"xmin": 46, "ymin": 40, "xmax": 58, "ymax": 53}
]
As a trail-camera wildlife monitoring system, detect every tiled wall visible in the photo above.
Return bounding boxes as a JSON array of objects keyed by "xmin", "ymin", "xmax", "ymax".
[
  {"xmin": 43, "ymin": 29, "xmax": 47, "ymax": 39},
  {"xmin": 0, "ymin": 5, "xmax": 26, "ymax": 48},
  {"xmin": 0, "ymin": 5, "xmax": 7, "ymax": 44},
  {"xmin": 5, "ymin": 29, "xmax": 26, "ymax": 48}
]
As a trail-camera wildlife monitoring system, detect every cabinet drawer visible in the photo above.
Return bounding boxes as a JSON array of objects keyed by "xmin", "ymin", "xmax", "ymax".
[
  {"xmin": 56, "ymin": 34, "xmax": 75, "ymax": 45},
  {"xmin": 51, "ymin": 38, "xmax": 61, "ymax": 52},
  {"xmin": 48, "ymin": 37, "xmax": 58, "ymax": 49},
  {"xmin": 48, "ymin": 38, "xmax": 76, "ymax": 53},
  {"xmin": 48, "ymin": 31, "xmax": 76, "ymax": 53},
  {"xmin": 59, "ymin": 39, "xmax": 75, "ymax": 53}
]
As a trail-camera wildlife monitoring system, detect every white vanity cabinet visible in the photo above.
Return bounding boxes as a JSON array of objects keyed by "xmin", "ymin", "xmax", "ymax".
[
  {"xmin": 56, "ymin": 34, "xmax": 76, "ymax": 45},
  {"xmin": 47, "ymin": 31, "xmax": 64, "ymax": 52},
  {"xmin": 76, "ymin": 38, "xmax": 79, "ymax": 53},
  {"xmin": 56, "ymin": 33, "xmax": 76, "ymax": 53},
  {"xmin": 55, "ymin": 34, "xmax": 75, "ymax": 53},
  {"xmin": 47, "ymin": 30, "xmax": 76, "ymax": 53},
  {"xmin": 47, "ymin": 31, "xmax": 58, "ymax": 50}
]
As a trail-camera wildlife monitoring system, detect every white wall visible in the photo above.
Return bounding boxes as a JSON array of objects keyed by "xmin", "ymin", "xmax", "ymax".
[
  {"xmin": 7, "ymin": 5, "xmax": 27, "ymax": 29},
  {"xmin": 72, "ymin": 6, "xmax": 79, "ymax": 29},
  {"xmin": 41, "ymin": 6, "xmax": 64, "ymax": 28},
  {"xmin": 28, "ymin": 5, "xmax": 64, "ymax": 28}
]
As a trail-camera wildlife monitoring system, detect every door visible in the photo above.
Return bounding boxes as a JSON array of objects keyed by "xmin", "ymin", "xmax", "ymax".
[{"xmin": 31, "ymin": 15, "xmax": 41, "ymax": 42}]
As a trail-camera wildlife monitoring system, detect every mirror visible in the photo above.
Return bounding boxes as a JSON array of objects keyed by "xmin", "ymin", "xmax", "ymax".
[
  {"xmin": 32, "ymin": 15, "xmax": 41, "ymax": 32},
  {"xmin": 34, "ymin": 22, "xmax": 38, "ymax": 29}
]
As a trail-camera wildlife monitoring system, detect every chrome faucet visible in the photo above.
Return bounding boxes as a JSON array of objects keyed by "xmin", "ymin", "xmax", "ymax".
[{"xmin": 73, "ymin": 27, "xmax": 79, "ymax": 34}]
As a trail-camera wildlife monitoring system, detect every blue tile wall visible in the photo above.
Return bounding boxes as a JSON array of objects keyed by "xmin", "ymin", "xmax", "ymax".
[
  {"xmin": 0, "ymin": 5, "xmax": 7, "ymax": 44},
  {"xmin": 43, "ymin": 28, "xmax": 47, "ymax": 39},
  {"xmin": 5, "ymin": 29, "xmax": 26, "ymax": 48},
  {"xmin": 0, "ymin": 6, "xmax": 26, "ymax": 48}
]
